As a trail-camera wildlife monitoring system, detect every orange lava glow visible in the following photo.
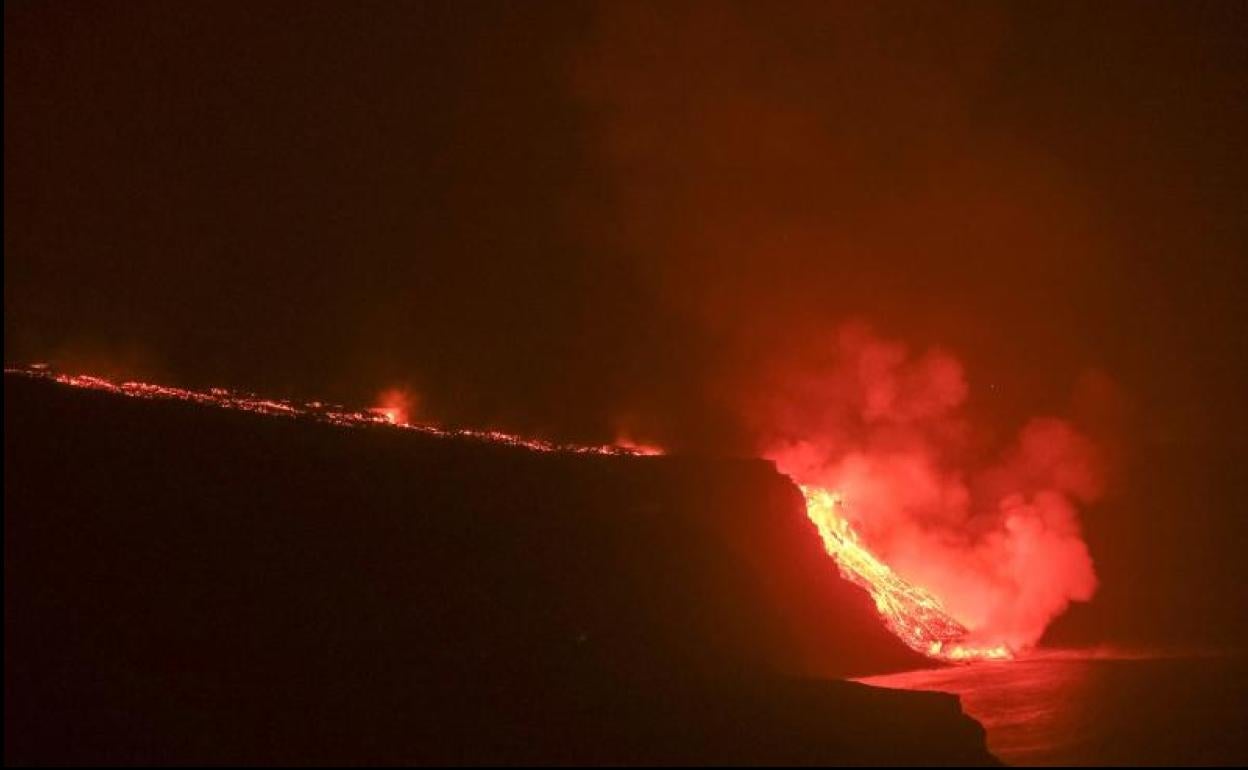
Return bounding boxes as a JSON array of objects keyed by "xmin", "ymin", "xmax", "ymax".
[
  {"xmin": 370, "ymin": 387, "xmax": 416, "ymax": 426},
  {"xmin": 611, "ymin": 434, "xmax": 665, "ymax": 457},
  {"xmin": 7, "ymin": 366, "xmax": 659, "ymax": 457},
  {"xmin": 9, "ymin": 364, "xmax": 1015, "ymax": 664},
  {"xmin": 801, "ymin": 485, "xmax": 1013, "ymax": 663}
]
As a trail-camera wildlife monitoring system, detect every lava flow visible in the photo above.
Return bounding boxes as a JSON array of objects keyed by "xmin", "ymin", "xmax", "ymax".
[
  {"xmin": 5, "ymin": 365, "xmax": 661, "ymax": 457},
  {"xmin": 801, "ymin": 486, "xmax": 1012, "ymax": 663},
  {"xmin": 7, "ymin": 364, "xmax": 1010, "ymax": 664}
]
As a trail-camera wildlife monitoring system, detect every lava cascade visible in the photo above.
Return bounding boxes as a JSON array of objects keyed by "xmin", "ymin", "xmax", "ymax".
[
  {"xmin": 8, "ymin": 364, "xmax": 1049, "ymax": 664},
  {"xmin": 750, "ymin": 324, "xmax": 1102, "ymax": 662},
  {"xmin": 801, "ymin": 485, "xmax": 1011, "ymax": 662}
]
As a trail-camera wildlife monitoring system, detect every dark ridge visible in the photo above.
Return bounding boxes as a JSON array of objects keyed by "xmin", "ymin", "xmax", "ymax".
[{"xmin": 4, "ymin": 373, "xmax": 992, "ymax": 765}]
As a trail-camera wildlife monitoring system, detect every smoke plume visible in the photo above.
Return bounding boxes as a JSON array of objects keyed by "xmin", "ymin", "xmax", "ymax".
[
  {"xmin": 578, "ymin": 2, "xmax": 1110, "ymax": 649},
  {"xmin": 757, "ymin": 323, "xmax": 1101, "ymax": 650}
]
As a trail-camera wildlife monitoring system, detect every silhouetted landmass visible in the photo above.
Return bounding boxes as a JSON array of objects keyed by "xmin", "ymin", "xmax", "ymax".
[{"xmin": 5, "ymin": 374, "xmax": 994, "ymax": 765}]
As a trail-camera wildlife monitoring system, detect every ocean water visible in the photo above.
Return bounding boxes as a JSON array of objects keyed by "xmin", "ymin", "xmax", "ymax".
[{"xmin": 858, "ymin": 652, "xmax": 1248, "ymax": 766}]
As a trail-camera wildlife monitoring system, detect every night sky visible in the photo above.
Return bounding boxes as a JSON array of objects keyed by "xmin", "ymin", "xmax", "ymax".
[{"xmin": 7, "ymin": 2, "xmax": 1248, "ymax": 650}]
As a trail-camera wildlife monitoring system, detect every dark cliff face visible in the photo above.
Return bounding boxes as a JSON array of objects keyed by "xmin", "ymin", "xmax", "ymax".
[{"xmin": 4, "ymin": 374, "xmax": 991, "ymax": 765}]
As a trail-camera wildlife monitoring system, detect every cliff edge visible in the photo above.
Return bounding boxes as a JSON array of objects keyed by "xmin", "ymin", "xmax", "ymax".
[{"xmin": 5, "ymin": 374, "xmax": 993, "ymax": 764}]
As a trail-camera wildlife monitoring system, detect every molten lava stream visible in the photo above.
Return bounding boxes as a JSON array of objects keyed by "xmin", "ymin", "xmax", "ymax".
[
  {"xmin": 800, "ymin": 485, "xmax": 1013, "ymax": 664},
  {"xmin": 10, "ymin": 364, "xmax": 1005, "ymax": 664}
]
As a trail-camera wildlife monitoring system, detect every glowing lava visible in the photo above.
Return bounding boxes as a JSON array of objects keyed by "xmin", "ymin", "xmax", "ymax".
[
  {"xmin": 8, "ymin": 364, "xmax": 1013, "ymax": 664},
  {"xmin": 801, "ymin": 485, "xmax": 1013, "ymax": 663},
  {"xmin": 7, "ymin": 366, "xmax": 655, "ymax": 457},
  {"xmin": 370, "ymin": 387, "xmax": 416, "ymax": 426}
]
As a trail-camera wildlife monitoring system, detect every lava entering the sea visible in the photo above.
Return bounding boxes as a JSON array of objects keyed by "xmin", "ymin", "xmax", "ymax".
[
  {"xmin": 800, "ymin": 485, "xmax": 1012, "ymax": 663},
  {"xmin": 8, "ymin": 364, "xmax": 1013, "ymax": 664}
]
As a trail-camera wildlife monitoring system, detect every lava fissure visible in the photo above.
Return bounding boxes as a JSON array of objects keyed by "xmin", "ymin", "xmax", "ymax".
[{"xmin": 7, "ymin": 366, "xmax": 657, "ymax": 457}]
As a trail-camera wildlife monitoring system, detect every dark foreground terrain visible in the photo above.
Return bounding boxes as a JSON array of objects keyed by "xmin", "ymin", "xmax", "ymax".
[{"xmin": 5, "ymin": 374, "xmax": 994, "ymax": 764}]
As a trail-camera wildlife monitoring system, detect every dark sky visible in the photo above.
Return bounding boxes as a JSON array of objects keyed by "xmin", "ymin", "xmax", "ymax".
[{"xmin": 7, "ymin": 1, "xmax": 1248, "ymax": 648}]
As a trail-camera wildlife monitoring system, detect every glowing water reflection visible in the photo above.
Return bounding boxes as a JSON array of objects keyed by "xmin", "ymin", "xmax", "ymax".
[{"xmin": 858, "ymin": 651, "xmax": 1248, "ymax": 766}]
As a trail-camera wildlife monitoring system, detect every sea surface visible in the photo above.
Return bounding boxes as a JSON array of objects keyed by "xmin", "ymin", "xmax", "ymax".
[{"xmin": 858, "ymin": 651, "xmax": 1248, "ymax": 766}]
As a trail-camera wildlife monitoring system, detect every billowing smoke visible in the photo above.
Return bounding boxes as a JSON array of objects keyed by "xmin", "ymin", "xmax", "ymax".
[
  {"xmin": 754, "ymin": 323, "xmax": 1101, "ymax": 650},
  {"xmin": 8, "ymin": 0, "xmax": 1244, "ymax": 654},
  {"xmin": 577, "ymin": 2, "xmax": 1111, "ymax": 650}
]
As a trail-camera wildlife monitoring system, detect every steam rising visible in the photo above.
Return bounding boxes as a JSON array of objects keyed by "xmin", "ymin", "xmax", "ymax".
[
  {"xmin": 579, "ymin": 3, "xmax": 1107, "ymax": 650},
  {"xmin": 760, "ymin": 324, "xmax": 1100, "ymax": 651}
]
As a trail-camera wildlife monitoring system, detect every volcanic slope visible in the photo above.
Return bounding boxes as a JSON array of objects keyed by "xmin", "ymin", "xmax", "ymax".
[{"xmin": 5, "ymin": 374, "xmax": 993, "ymax": 765}]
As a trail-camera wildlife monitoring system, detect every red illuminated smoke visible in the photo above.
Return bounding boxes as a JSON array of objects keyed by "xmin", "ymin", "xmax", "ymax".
[{"xmin": 757, "ymin": 324, "xmax": 1102, "ymax": 652}]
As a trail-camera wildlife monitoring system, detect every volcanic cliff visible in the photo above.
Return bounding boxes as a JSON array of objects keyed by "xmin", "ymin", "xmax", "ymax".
[{"xmin": 5, "ymin": 373, "xmax": 994, "ymax": 764}]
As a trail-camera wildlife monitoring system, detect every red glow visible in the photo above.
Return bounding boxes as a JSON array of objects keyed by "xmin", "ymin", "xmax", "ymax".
[
  {"xmin": 370, "ymin": 387, "xmax": 417, "ymax": 426},
  {"xmin": 800, "ymin": 484, "xmax": 1012, "ymax": 662},
  {"xmin": 9, "ymin": 352, "xmax": 1102, "ymax": 665},
  {"xmin": 754, "ymin": 324, "xmax": 1102, "ymax": 661},
  {"xmin": 612, "ymin": 433, "xmax": 665, "ymax": 457},
  {"xmin": 8, "ymin": 367, "xmax": 663, "ymax": 458}
]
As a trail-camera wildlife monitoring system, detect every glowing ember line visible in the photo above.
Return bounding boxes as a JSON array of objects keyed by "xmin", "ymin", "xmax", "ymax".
[
  {"xmin": 800, "ymin": 485, "xmax": 1012, "ymax": 663},
  {"xmin": 5, "ymin": 366, "xmax": 659, "ymax": 457}
]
